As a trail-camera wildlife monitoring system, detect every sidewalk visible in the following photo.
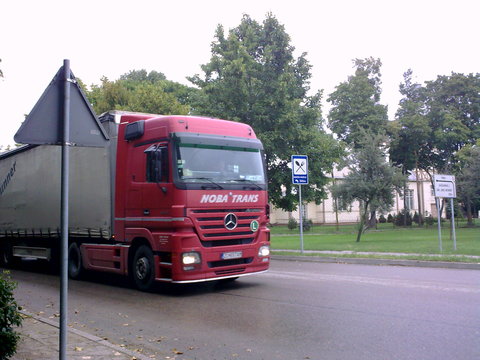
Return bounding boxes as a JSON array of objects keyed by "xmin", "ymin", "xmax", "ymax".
[
  {"xmin": 12, "ymin": 311, "xmax": 150, "ymax": 360},
  {"xmin": 272, "ymin": 250, "xmax": 480, "ymax": 270}
]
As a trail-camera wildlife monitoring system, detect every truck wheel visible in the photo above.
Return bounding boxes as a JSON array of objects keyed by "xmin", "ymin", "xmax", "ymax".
[
  {"xmin": 1, "ymin": 243, "xmax": 18, "ymax": 268},
  {"xmin": 68, "ymin": 243, "xmax": 83, "ymax": 279},
  {"xmin": 131, "ymin": 245, "xmax": 155, "ymax": 291}
]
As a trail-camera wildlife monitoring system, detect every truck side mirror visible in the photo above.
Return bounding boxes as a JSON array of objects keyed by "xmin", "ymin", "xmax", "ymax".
[{"xmin": 145, "ymin": 145, "xmax": 169, "ymax": 183}]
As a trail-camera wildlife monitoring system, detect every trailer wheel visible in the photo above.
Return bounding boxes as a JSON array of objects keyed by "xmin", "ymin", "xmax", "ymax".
[
  {"xmin": 68, "ymin": 243, "xmax": 83, "ymax": 280},
  {"xmin": 131, "ymin": 245, "xmax": 155, "ymax": 291}
]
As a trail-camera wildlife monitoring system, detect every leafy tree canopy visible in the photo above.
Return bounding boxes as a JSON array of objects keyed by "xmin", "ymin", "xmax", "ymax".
[
  {"xmin": 327, "ymin": 57, "xmax": 388, "ymax": 148},
  {"xmin": 390, "ymin": 71, "xmax": 480, "ymax": 177},
  {"xmin": 189, "ymin": 13, "xmax": 343, "ymax": 211},
  {"xmin": 86, "ymin": 69, "xmax": 196, "ymax": 116},
  {"xmin": 389, "ymin": 69, "xmax": 430, "ymax": 173}
]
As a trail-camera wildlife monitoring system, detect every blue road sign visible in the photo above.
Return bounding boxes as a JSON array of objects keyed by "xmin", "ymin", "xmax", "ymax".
[{"xmin": 292, "ymin": 155, "xmax": 308, "ymax": 184}]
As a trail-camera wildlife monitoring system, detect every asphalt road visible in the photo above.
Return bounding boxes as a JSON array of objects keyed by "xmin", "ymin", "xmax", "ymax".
[{"xmin": 7, "ymin": 259, "xmax": 480, "ymax": 360}]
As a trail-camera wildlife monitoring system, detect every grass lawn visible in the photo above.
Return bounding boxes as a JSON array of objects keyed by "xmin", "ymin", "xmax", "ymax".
[{"xmin": 270, "ymin": 222, "xmax": 480, "ymax": 257}]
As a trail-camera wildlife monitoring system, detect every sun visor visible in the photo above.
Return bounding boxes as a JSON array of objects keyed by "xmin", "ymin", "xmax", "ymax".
[{"xmin": 172, "ymin": 132, "xmax": 263, "ymax": 150}]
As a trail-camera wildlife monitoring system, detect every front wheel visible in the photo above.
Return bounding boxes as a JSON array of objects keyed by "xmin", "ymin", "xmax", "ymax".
[
  {"xmin": 68, "ymin": 243, "xmax": 83, "ymax": 279},
  {"xmin": 0, "ymin": 242, "xmax": 19, "ymax": 268},
  {"xmin": 131, "ymin": 245, "xmax": 155, "ymax": 291}
]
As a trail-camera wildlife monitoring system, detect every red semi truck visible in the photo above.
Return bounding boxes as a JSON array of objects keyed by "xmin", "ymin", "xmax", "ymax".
[{"xmin": 0, "ymin": 111, "xmax": 270, "ymax": 290}]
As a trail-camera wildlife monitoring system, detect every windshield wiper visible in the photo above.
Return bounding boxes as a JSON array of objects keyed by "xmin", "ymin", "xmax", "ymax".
[
  {"xmin": 183, "ymin": 177, "xmax": 224, "ymax": 189},
  {"xmin": 227, "ymin": 178, "xmax": 263, "ymax": 190}
]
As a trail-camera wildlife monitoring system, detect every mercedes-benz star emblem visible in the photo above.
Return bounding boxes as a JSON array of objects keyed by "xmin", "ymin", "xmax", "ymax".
[{"xmin": 224, "ymin": 213, "xmax": 238, "ymax": 230}]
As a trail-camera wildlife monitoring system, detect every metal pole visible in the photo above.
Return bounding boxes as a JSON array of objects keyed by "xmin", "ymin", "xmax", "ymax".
[
  {"xmin": 436, "ymin": 197, "xmax": 442, "ymax": 252},
  {"xmin": 60, "ymin": 59, "xmax": 71, "ymax": 360},
  {"xmin": 299, "ymin": 184, "xmax": 304, "ymax": 254},
  {"xmin": 451, "ymin": 198, "xmax": 457, "ymax": 251}
]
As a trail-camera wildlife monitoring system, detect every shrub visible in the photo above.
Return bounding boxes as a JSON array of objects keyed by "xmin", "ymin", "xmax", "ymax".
[
  {"xmin": 0, "ymin": 271, "xmax": 23, "ymax": 360},
  {"xmin": 413, "ymin": 211, "xmax": 420, "ymax": 225},
  {"xmin": 425, "ymin": 215, "xmax": 435, "ymax": 226},
  {"xmin": 378, "ymin": 214, "xmax": 387, "ymax": 223},
  {"xmin": 302, "ymin": 219, "xmax": 313, "ymax": 232},
  {"xmin": 394, "ymin": 209, "xmax": 412, "ymax": 226},
  {"xmin": 287, "ymin": 217, "xmax": 298, "ymax": 230},
  {"xmin": 387, "ymin": 214, "xmax": 394, "ymax": 223}
]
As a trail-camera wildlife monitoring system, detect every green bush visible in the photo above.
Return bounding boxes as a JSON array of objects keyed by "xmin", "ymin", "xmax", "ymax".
[
  {"xmin": 387, "ymin": 214, "xmax": 394, "ymax": 223},
  {"xmin": 302, "ymin": 219, "xmax": 313, "ymax": 231},
  {"xmin": 413, "ymin": 211, "xmax": 420, "ymax": 225},
  {"xmin": 394, "ymin": 209, "xmax": 412, "ymax": 226},
  {"xmin": 378, "ymin": 214, "xmax": 387, "ymax": 223},
  {"xmin": 0, "ymin": 271, "xmax": 23, "ymax": 360},
  {"xmin": 287, "ymin": 217, "xmax": 298, "ymax": 230},
  {"xmin": 425, "ymin": 215, "xmax": 435, "ymax": 226}
]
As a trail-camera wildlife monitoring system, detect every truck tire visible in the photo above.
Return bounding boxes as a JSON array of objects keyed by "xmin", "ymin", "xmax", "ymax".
[
  {"xmin": 131, "ymin": 245, "xmax": 155, "ymax": 291},
  {"xmin": 68, "ymin": 243, "xmax": 83, "ymax": 279},
  {"xmin": 0, "ymin": 243, "xmax": 19, "ymax": 268}
]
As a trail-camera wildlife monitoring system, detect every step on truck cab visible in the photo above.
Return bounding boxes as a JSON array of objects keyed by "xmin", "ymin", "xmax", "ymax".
[{"xmin": 0, "ymin": 111, "xmax": 270, "ymax": 291}]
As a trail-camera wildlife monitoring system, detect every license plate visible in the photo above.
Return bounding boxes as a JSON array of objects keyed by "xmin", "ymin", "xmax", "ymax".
[{"xmin": 221, "ymin": 251, "xmax": 243, "ymax": 260}]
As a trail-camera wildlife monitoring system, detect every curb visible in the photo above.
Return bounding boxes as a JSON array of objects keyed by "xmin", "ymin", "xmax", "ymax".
[
  {"xmin": 19, "ymin": 310, "xmax": 151, "ymax": 360},
  {"xmin": 271, "ymin": 255, "xmax": 480, "ymax": 270}
]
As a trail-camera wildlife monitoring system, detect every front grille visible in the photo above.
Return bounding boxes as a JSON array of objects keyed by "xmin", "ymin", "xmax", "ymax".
[{"xmin": 189, "ymin": 208, "xmax": 263, "ymax": 247}]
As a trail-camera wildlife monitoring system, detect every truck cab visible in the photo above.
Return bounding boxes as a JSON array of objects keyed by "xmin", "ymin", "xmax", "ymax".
[{"xmin": 101, "ymin": 112, "xmax": 270, "ymax": 289}]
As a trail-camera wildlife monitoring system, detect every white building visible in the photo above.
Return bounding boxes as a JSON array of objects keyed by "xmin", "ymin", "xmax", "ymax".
[{"xmin": 269, "ymin": 169, "xmax": 439, "ymax": 225}]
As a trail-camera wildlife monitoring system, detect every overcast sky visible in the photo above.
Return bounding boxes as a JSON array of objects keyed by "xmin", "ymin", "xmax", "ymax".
[{"xmin": 1, "ymin": 0, "xmax": 478, "ymax": 146}]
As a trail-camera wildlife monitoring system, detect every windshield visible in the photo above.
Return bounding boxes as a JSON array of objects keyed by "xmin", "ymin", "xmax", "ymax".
[{"xmin": 175, "ymin": 143, "xmax": 266, "ymax": 189}]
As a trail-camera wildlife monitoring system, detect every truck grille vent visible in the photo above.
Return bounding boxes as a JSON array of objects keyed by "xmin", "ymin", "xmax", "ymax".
[
  {"xmin": 215, "ymin": 268, "xmax": 247, "ymax": 276},
  {"xmin": 190, "ymin": 208, "xmax": 263, "ymax": 247},
  {"xmin": 202, "ymin": 238, "xmax": 254, "ymax": 248}
]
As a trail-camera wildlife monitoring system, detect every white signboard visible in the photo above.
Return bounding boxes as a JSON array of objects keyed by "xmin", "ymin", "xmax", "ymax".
[{"xmin": 433, "ymin": 174, "xmax": 456, "ymax": 198}]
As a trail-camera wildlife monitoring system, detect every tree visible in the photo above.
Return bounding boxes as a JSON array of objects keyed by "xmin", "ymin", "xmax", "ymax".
[
  {"xmin": 389, "ymin": 70, "xmax": 430, "ymax": 225},
  {"xmin": 415, "ymin": 73, "xmax": 480, "ymax": 177},
  {"xmin": 456, "ymin": 143, "xmax": 480, "ymax": 226},
  {"xmin": 189, "ymin": 13, "xmax": 343, "ymax": 211},
  {"xmin": 390, "ymin": 71, "xmax": 480, "ymax": 220},
  {"xmin": 327, "ymin": 57, "xmax": 388, "ymax": 148},
  {"xmin": 331, "ymin": 132, "xmax": 406, "ymax": 242},
  {"xmin": 86, "ymin": 70, "xmax": 194, "ymax": 116}
]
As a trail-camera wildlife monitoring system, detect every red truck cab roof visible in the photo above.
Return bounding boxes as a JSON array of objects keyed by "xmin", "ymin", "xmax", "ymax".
[{"xmin": 102, "ymin": 111, "xmax": 258, "ymax": 141}]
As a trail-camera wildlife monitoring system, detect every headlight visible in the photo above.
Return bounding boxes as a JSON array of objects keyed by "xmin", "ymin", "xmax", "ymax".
[
  {"xmin": 258, "ymin": 245, "xmax": 270, "ymax": 257},
  {"xmin": 182, "ymin": 252, "xmax": 201, "ymax": 265}
]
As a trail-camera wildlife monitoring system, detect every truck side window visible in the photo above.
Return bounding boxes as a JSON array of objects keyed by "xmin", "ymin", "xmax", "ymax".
[{"xmin": 145, "ymin": 145, "xmax": 169, "ymax": 183}]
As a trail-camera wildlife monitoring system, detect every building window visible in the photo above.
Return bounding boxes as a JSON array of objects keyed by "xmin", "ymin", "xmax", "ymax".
[
  {"xmin": 301, "ymin": 203, "xmax": 308, "ymax": 220},
  {"xmin": 405, "ymin": 189, "xmax": 414, "ymax": 210}
]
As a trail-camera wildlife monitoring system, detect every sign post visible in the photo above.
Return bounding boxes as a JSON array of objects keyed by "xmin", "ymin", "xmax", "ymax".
[
  {"xmin": 433, "ymin": 174, "xmax": 457, "ymax": 252},
  {"xmin": 292, "ymin": 155, "xmax": 308, "ymax": 254},
  {"xmin": 14, "ymin": 60, "xmax": 108, "ymax": 360},
  {"xmin": 59, "ymin": 60, "xmax": 71, "ymax": 360}
]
